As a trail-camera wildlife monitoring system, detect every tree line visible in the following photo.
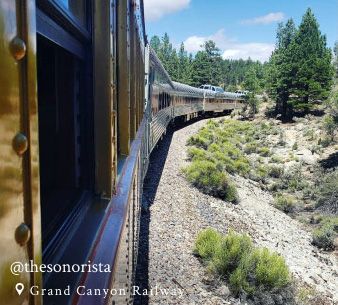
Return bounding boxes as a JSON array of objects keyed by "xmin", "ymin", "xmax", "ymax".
[
  {"xmin": 151, "ymin": 8, "xmax": 337, "ymax": 121},
  {"xmin": 150, "ymin": 35, "xmax": 265, "ymax": 91}
]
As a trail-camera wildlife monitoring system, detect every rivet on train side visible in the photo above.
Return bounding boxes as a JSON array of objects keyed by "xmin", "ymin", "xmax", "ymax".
[
  {"xmin": 12, "ymin": 132, "xmax": 28, "ymax": 156},
  {"xmin": 15, "ymin": 223, "xmax": 31, "ymax": 246},
  {"xmin": 10, "ymin": 37, "xmax": 26, "ymax": 60}
]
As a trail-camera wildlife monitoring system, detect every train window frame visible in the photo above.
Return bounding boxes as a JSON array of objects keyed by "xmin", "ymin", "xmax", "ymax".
[
  {"xmin": 36, "ymin": 8, "xmax": 86, "ymax": 59},
  {"xmin": 35, "ymin": 2, "xmax": 103, "ymax": 302},
  {"xmin": 37, "ymin": 0, "xmax": 91, "ymax": 41}
]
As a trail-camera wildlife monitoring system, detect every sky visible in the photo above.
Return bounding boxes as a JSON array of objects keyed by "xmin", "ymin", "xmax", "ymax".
[{"xmin": 143, "ymin": 0, "xmax": 338, "ymax": 62}]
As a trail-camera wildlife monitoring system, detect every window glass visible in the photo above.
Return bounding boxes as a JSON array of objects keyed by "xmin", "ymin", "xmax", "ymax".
[{"xmin": 54, "ymin": 0, "xmax": 86, "ymax": 26}]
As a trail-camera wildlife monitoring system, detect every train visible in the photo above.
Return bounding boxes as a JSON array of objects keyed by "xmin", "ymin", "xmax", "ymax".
[
  {"xmin": 147, "ymin": 47, "xmax": 245, "ymax": 152},
  {"xmin": 0, "ymin": 1, "xmax": 245, "ymax": 305}
]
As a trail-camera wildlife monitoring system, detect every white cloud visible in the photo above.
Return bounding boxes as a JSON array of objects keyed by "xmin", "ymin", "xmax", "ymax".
[
  {"xmin": 183, "ymin": 29, "xmax": 274, "ymax": 62},
  {"xmin": 144, "ymin": 0, "xmax": 190, "ymax": 21},
  {"xmin": 222, "ymin": 43, "xmax": 275, "ymax": 62},
  {"xmin": 241, "ymin": 12, "xmax": 285, "ymax": 25},
  {"xmin": 184, "ymin": 29, "xmax": 235, "ymax": 52},
  {"xmin": 184, "ymin": 36, "xmax": 208, "ymax": 53}
]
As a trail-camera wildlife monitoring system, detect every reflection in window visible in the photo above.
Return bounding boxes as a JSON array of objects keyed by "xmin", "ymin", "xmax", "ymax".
[{"xmin": 54, "ymin": 0, "xmax": 86, "ymax": 25}]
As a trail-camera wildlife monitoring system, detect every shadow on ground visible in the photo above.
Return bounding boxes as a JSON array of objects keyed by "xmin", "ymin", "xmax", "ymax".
[
  {"xmin": 133, "ymin": 113, "xmax": 226, "ymax": 305},
  {"xmin": 319, "ymin": 151, "xmax": 338, "ymax": 169}
]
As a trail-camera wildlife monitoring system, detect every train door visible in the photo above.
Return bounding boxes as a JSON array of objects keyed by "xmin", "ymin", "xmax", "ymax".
[{"xmin": 0, "ymin": 1, "xmax": 41, "ymax": 305}]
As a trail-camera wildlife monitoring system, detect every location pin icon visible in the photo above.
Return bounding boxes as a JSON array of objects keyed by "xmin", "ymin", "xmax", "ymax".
[{"xmin": 15, "ymin": 283, "xmax": 24, "ymax": 296}]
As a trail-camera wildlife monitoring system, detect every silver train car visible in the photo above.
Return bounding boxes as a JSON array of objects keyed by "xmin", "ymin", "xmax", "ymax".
[{"xmin": 146, "ymin": 46, "xmax": 246, "ymax": 152}]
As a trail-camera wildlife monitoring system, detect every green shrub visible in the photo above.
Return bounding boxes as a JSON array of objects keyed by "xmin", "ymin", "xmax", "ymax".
[
  {"xmin": 278, "ymin": 131, "xmax": 286, "ymax": 146},
  {"xmin": 246, "ymin": 93, "xmax": 260, "ymax": 116},
  {"xmin": 256, "ymin": 165, "xmax": 269, "ymax": 181},
  {"xmin": 268, "ymin": 182, "xmax": 280, "ymax": 192},
  {"xmin": 258, "ymin": 147, "xmax": 271, "ymax": 157},
  {"xmin": 323, "ymin": 115, "xmax": 336, "ymax": 141},
  {"xmin": 268, "ymin": 165, "xmax": 284, "ymax": 178},
  {"xmin": 184, "ymin": 119, "xmax": 292, "ymax": 200},
  {"xmin": 275, "ymin": 194, "xmax": 297, "ymax": 213},
  {"xmin": 208, "ymin": 142, "xmax": 222, "ymax": 153},
  {"xmin": 211, "ymin": 230, "xmax": 253, "ymax": 275},
  {"xmin": 315, "ymin": 169, "xmax": 338, "ymax": 211},
  {"xmin": 296, "ymin": 286, "xmax": 316, "ymax": 304},
  {"xmin": 194, "ymin": 228, "xmax": 222, "ymax": 260},
  {"xmin": 220, "ymin": 156, "xmax": 236, "ymax": 174},
  {"xmin": 184, "ymin": 160, "xmax": 239, "ymax": 203},
  {"xmin": 196, "ymin": 229, "xmax": 291, "ymax": 296},
  {"xmin": 187, "ymin": 135, "xmax": 209, "ymax": 149},
  {"xmin": 229, "ymin": 254, "xmax": 256, "ymax": 295},
  {"xmin": 253, "ymin": 248, "xmax": 290, "ymax": 288},
  {"xmin": 234, "ymin": 159, "xmax": 250, "ymax": 175},
  {"xmin": 187, "ymin": 147, "xmax": 207, "ymax": 161},
  {"xmin": 310, "ymin": 144, "xmax": 321, "ymax": 154},
  {"xmin": 321, "ymin": 136, "xmax": 333, "ymax": 148},
  {"xmin": 312, "ymin": 224, "xmax": 335, "ymax": 250},
  {"xmin": 303, "ymin": 128, "xmax": 315, "ymax": 140},
  {"xmin": 311, "ymin": 216, "xmax": 338, "ymax": 250},
  {"xmin": 292, "ymin": 142, "xmax": 298, "ymax": 150},
  {"xmin": 281, "ymin": 165, "xmax": 309, "ymax": 191},
  {"xmin": 244, "ymin": 142, "xmax": 258, "ymax": 154},
  {"xmin": 270, "ymin": 126, "xmax": 280, "ymax": 135},
  {"xmin": 228, "ymin": 248, "xmax": 290, "ymax": 295},
  {"xmin": 271, "ymin": 155, "xmax": 283, "ymax": 163},
  {"xmin": 224, "ymin": 184, "xmax": 240, "ymax": 204},
  {"xmin": 257, "ymin": 156, "xmax": 264, "ymax": 164},
  {"xmin": 321, "ymin": 216, "xmax": 338, "ymax": 232}
]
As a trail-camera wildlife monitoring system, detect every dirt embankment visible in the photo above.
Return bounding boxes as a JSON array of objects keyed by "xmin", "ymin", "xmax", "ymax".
[{"xmin": 135, "ymin": 117, "xmax": 338, "ymax": 305}]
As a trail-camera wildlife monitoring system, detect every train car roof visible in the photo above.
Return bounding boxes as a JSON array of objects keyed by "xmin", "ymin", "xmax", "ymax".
[{"xmin": 172, "ymin": 81, "xmax": 204, "ymax": 96}]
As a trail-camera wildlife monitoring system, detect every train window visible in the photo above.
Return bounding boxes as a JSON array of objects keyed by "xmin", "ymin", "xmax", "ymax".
[
  {"xmin": 159, "ymin": 92, "xmax": 163, "ymax": 110},
  {"xmin": 53, "ymin": 0, "xmax": 87, "ymax": 26},
  {"xmin": 36, "ymin": 3, "xmax": 95, "ymax": 299},
  {"xmin": 37, "ymin": 36, "xmax": 91, "ymax": 249}
]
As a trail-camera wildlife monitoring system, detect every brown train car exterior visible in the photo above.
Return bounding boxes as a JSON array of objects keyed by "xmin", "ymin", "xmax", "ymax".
[{"xmin": 0, "ymin": 1, "xmax": 148, "ymax": 305}]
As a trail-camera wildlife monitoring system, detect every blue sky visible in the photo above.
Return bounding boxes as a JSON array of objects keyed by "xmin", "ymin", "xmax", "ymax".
[{"xmin": 144, "ymin": 0, "xmax": 338, "ymax": 62}]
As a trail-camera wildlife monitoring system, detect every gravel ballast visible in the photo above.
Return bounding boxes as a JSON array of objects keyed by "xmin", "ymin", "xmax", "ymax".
[{"xmin": 134, "ymin": 117, "xmax": 338, "ymax": 305}]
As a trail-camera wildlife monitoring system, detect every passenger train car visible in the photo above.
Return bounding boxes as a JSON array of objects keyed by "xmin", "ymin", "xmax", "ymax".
[
  {"xmin": 147, "ymin": 47, "xmax": 245, "ymax": 152},
  {"xmin": 0, "ymin": 1, "xmax": 245, "ymax": 305}
]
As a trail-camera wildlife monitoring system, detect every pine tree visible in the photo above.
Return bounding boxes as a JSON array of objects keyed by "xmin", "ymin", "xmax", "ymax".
[
  {"xmin": 160, "ymin": 33, "xmax": 172, "ymax": 62},
  {"xmin": 204, "ymin": 41, "xmax": 223, "ymax": 85},
  {"xmin": 244, "ymin": 67, "xmax": 260, "ymax": 115},
  {"xmin": 150, "ymin": 35, "xmax": 161, "ymax": 53},
  {"xmin": 266, "ymin": 19, "xmax": 296, "ymax": 120},
  {"xmin": 186, "ymin": 53, "xmax": 194, "ymax": 85},
  {"xmin": 334, "ymin": 41, "xmax": 338, "ymax": 78},
  {"xmin": 177, "ymin": 43, "xmax": 192, "ymax": 84},
  {"xmin": 191, "ymin": 51, "xmax": 210, "ymax": 86},
  {"xmin": 244, "ymin": 67, "xmax": 259, "ymax": 92},
  {"xmin": 289, "ymin": 8, "xmax": 334, "ymax": 111},
  {"xmin": 168, "ymin": 49, "xmax": 179, "ymax": 80},
  {"xmin": 191, "ymin": 40, "xmax": 223, "ymax": 87}
]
